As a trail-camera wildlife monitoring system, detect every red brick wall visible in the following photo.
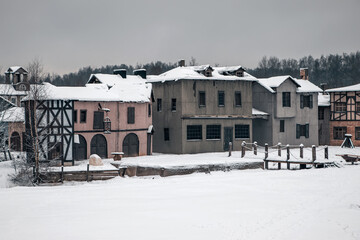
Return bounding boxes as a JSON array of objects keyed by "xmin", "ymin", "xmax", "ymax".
[{"xmin": 329, "ymin": 121, "xmax": 360, "ymax": 146}]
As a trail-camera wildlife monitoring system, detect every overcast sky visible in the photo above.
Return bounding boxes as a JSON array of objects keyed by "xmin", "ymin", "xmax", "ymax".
[{"xmin": 1, "ymin": 0, "xmax": 359, "ymax": 75}]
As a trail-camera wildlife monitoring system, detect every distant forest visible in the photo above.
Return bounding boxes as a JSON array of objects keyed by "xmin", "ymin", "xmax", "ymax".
[{"xmin": 1, "ymin": 52, "xmax": 359, "ymax": 88}]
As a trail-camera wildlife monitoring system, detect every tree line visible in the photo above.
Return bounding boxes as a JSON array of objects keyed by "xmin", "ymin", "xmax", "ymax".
[{"xmin": 1, "ymin": 52, "xmax": 359, "ymax": 88}]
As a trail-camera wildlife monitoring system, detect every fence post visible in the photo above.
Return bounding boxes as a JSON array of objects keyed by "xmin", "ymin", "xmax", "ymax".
[
  {"xmin": 86, "ymin": 164, "xmax": 89, "ymax": 182},
  {"xmin": 277, "ymin": 142, "xmax": 281, "ymax": 157},
  {"xmin": 253, "ymin": 141, "xmax": 257, "ymax": 155},
  {"xmin": 324, "ymin": 145, "xmax": 328, "ymax": 159},
  {"xmin": 241, "ymin": 141, "xmax": 246, "ymax": 158},
  {"xmin": 300, "ymin": 144, "xmax": 304, "ymax": 158},
  {"xmin": 228, "ymin": 142, "xmax": 232, "ymax": 157},
  {"xmin": 312, "ymin": 145, "xmax": 316, "ymax": 162},
  {"xmin": 61, "ymin": 165, "xmax": 64, "ymax": 183},
  {"xmin": 286, "ymin": 144, "xmax": 290, "ymax": 160},
  {"xmin": 265, "ymin": 143, "xmax": 268, "ymax": 160}
]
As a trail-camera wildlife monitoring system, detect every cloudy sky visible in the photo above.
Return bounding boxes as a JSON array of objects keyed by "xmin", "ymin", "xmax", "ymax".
[{"xmin": 1, "ymin": 0, "xmax": 359, "ymax": 75}]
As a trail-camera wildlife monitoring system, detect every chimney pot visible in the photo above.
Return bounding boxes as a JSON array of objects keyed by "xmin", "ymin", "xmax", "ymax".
[
  {"xmin": 178, "ymin": 59, "xmax": 185, "ymax": 67},
  {"xmin": 300, "ymin": 68, "xmax": 309, "ymax": 80}
]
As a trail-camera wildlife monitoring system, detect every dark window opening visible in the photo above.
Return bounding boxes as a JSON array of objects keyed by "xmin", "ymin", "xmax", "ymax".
[
  {"xmin": 296, "ymin": 124, "xmax": 309, "ymax": 139},
  {"xmin": 164, "ymin": 128, "xmax": 170, "ymax": 141},
  {"xmin": 333, "ymin": 127, "xmax": 347, "ymax": 140},
  {"xmin": 235, "ymin": 125, "xmax": 249, "ymax": 138},
  {"xmin": 206, "ymin": 125, "xmax": 221, "ymax": 140},
  {"xmin": 93, "ymin": 111, "xmax": 104, "ymax": 129},
  {"xmin": 282, "ymin": 92, "xmax": 291, "ymax": 107},
  {"xmin": 127, "ymin": 107, "xmax": 135, "ymax": 124},
  {"xmin": 356, "ymin": 102, "xmax": 360, "ymax": 112},
  {"xmin": 300, "ymin": 95, "xmax": 313, "ymax": 108},
  {"xmin": 218, "ymin": 91, "xmax": 225, "ymax": 107},
  {"xmin": 334, "ymin": 102, "xmax": 346, "ymax": 112},
  {"xmin": 80, "ymin": 110, "xmax": 87, "ymax": 123},
  {"xmin": 73, "ymin": 110, "xmax": 78, "ymax": 123},
  {"xmin": 187, "ymin": 125, "xmax": 202, "ymax": 140},
  {"xmin": 355, "ymin": 127, "xmax": 360, "ymax": 140},
  {"xmin": 157, "ymin": 98, "xmax": 162, "ymax": 112},
  {"xmin": 148, "ymin": 104, "xmax": 151, "ymax": 117},
  {"xmin": 235, "ymin": 92, "xmax": 241, "ymax": 107},
  {"xmin": 280, "ymin": 120, "xmax": 285, "ymax": 132},
  {"xmin": 171, "ymin": 98, "xmax": 176, "ymax": 112},
  {"xmin": 199, "ymin": 91, "xmax": 206, "ymax": 107},
  {"xmin": 318, "ymin": 108, "xmax": 324, "ymax": 120}
]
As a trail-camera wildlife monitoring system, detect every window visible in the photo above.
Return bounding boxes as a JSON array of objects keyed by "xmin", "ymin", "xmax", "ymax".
[
  {"xmin": 296, "ymin": 124, "xmax": 309, "ymax": 138},
  {"xmin": 280, "ymin": 120, "xmax": 285, "ymax": 132},
  {"xmin": 171, "ymin": 98, "xmax": 176, "ymax": 112},
  {"xmin": 282, "ymin": 92, "xmax": 291, "ymax": 107},
  {"xmin": 11, "ymin": 97, "xmax": 16, "ymax": 105},
  {"xmin": 157, "ymin": 98, "xmax": 162, "ymax": 112},
  {"xmin": 333, "ymin": 127, "xmax": 347, "ymax": 140},
  {"xmin": 187, "ymin": 125, "xmax": 202, "ymax": 140},
  {"xmin": 235, "ymin": 125, "xmax": 249, "ymax": 139},
  {"xmin": 300, "ymin": 95, "xmax": 313, "ymax": 108},
  {"xmin": 80, "ymin": 110, "xmax": 87, "ymax": 123},
  {"xmin": 335, "ymin": 102, "xmax": 346, "ymax": 112},
  {"xmin": 356, "ymin": 102, "xmax": 360, "ymax": 112},
  {"xmin": 148, "ymin": 104, "xmax": 151, "ymax": 117},
  {"xmin": 164, "ymin": 128, "xmax": 170, "ymax": 141},
  {"xmin": 235, "ymin": 92, "xmax": 241, "ymax": 107},
  {"xmin": 218, "ymin": 91, "xmax": 225, "ymax": 107},
  {"xmin": 356, "ymin": 127, "xmax": 360, "ymax": 140},
  {"xmin": 199, "ymin": 91, "xmax": 206, "ymax": 107},
  {"xmin": 127, "ymin": 107, "xmax": 135, "ymax": 124},
  {"xmin": 93, "ymin": 111, "xmax": 104, "ymax": 129},
  {"xmin": 318, "ymin": 108, "xmax": 324, "ymax": 120},
  {"xmin": 73, "ymin": 110, "xmax": 78, "ymax": 123},
  {"xmin": 206, "ymin": 125, "xmax": 221, "ymax": 140}
]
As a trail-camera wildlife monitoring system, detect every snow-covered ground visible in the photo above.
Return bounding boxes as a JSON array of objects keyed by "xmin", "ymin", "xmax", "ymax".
[{"xmin": 0, "ymin": 146, "xmax": 359, "ymax": 239}]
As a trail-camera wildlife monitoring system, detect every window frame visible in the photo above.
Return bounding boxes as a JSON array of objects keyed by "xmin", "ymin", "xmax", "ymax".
[
  {"xmin": 355, "ymin": 127, "xmax": 360, "ymax": 140},
  {"xmin": 235, "ymin": 91, "xmax": 242, "ymax": 107},
  {"xmin": 282, "ymin": 92, "xmax": 291, "ymax": 107},
  {"xmin": 164, "ymin": 128, "xmax": 170, "ymax": 141},
  {"xmin": 171, "ymin": 98, "xmax": 177, "ymax": 112},
  {"xmin": 93, "ymin": 111, "xmax": 104, "ymax": 130},
  {"xmin": 218, "ymin": 91, "xmax": 225, "ymax": 107},
  {"xmin": 235, "ymin": 124, "xmax": 250, "ymax": 139},
  {"xmin": 73, "ymin": 110, "xmax": 78, "ymax": 123},
  {"xmin": 280, "ymin": 120, "xmax": 285, "ymax": 132},
  {"xmin": 296, "ymin": 123, "xmax": 309, "ymax": 139},
  {"xmin": 187, "ymin": 125, "xmax": 203, "ymax": 140},
  {"xmin": 199, "ymin": 91, "xmax": 206, "ymax": 107},
  {"xmin": 80, "ymin": 110, "xmax": 87, "ymax": 123},
  {"xmin": 127, "ymin": 107, "xmax": 135, "ymax": 124},
  {"xmin": 206, "ymin": 125, "xmax": 221, "ymax": 140},
  {"xmin": 157, "ymin": 98, "xmax": 162, "ymax": 112},
  {"xmin": 334, "ymin": 102, "xmax": 346, "ymax": 112},
  {"xmin": 333, "ymin": 127, "xmax": 347, "ymax": 140}
]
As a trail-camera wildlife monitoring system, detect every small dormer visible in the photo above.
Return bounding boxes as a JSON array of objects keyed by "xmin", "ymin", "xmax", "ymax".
[
  {"xmin": 5, "ymin": 66, "xmax": 30, "ymax": 91},
  {"xmin": 194, "ymin": 65, "xmax": 214, "ymax": 77},
  {"xmin": 217, "ymin": 66, "xmax": 245, "ymax": 77}
]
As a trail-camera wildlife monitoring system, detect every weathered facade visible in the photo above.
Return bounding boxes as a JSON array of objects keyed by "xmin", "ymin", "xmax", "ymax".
[
  {"xmin": 318, "ymin": 93, "xmax": 330, "ymax": 145},
  {"xmin": 149, "ymin": 65, "xmax": 256, "ymax": 154},
  {"xmin": 252, "ymin": 75, "xmax": 322, "ymax": 147},
  {"xmin": 326, "ymin": 83, "xmax": 360, "ymax": 146}
]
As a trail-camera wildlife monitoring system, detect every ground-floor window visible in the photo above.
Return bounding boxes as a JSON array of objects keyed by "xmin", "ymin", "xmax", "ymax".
[
  {"xmin": 206, "ymin": 125, "xmax": 221, "ymax": 140},
  {"xmin": 296, "ymin": 124, "xmax": 309, "ymax": 138},
  {"xmin": 355, "ymin": 127, "xmax": 360, "ymax": 140},
  {"xmin": 235, "ymin": 125, "xmax": 249, "ymax": 139},
  {"xmin": 164, "ymin": 128, "xmax": 170, "ymax": 141},
  {"xmin": 187, "ymin": 125, "xmax": 202, "ymax": 140},
  {"xmin": 333, "ymin": 127, "xmax": 347, "ymax": 140}
]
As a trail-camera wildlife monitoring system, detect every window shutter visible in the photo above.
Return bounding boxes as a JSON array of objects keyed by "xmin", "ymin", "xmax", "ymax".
[
  {"xmin": 296, "ymin": 124, "xmax": 300, "ymax": 139},
  {"xmin": 305, "ymin": 124, "xmax": 309, "ymax": 138},
  {"xmin": 310, "ymin": 95, "xmax": 313, "ymax": 109},
  {"xmin": 300, "ymin": 95, "xmax": 304, "ymax": 109}
]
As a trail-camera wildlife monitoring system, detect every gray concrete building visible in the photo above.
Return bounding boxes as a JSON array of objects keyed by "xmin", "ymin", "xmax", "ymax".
[
  {"xmin": 318, "ymin": 93, "xmax": 330, "ymax": 145},
  {"xmin": 252, "ymin": 74, "xmax": 322, "ymax": 147},
  {"xmin": 148, "ymin": 65, "xmax": 257, "ymax": 154}
]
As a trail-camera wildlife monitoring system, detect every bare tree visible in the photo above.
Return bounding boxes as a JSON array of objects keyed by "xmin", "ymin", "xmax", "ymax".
[
  {"xmin": 27, "ymin": 58, "xmax": 45, "ymax": 84},
  {"xmin": 189, "ymin": 57, "xmax": 198, "ymax": 66}
]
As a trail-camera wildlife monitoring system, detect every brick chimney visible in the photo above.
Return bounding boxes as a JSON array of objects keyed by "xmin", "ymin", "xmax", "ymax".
[
  {"xmin": 178, "ymin": 59, "xmax": 185, "ymax": 67},
  {"xmin": 113, "ymin": 69, "xmax": 127, "ymax": 78},
  {"xmin": 133, "ymin": 69, "xmax": 146, "ymax": 79},
  {"xmin": 300, "ymin": 68, "xmax": 309, "ymax": 80}
]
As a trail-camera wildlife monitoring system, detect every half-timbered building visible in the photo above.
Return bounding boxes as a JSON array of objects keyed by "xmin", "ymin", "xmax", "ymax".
[
  {"xmin": 326, "ymin": 83, "xmax": 360, "ymax": 146},
  {"xmin": 24, "ymin": 71, "xmax": 152, "ymax": 164}
]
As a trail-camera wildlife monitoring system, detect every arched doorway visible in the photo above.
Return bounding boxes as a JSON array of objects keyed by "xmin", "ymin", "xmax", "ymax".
[
  {"xmin": 10, "ymin": 132, "xmax": 21, "ymax": 151},
  {"xmin": 74, "ymin": 135, "xmax": 87, "ymax": 160},
  {"xmin": 123, "ymin": 133, "xmax": 139, "ymax": 157},
  {"xmin": 90, "ymin": 134, "xmax": 107, "ymax": 158}
]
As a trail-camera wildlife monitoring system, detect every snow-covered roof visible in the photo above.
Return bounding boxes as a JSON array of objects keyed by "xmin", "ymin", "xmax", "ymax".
[
  {"xmin": 318, "ymin": 93, "xmax": 330, "ymax": 107},
  {"xmin": 252, "ymin": 108, "xmax": 269, "ymax": 116},
  {"xmin": 88, "ymin": 73, "xmax": 147, "ymax": 88},
  {"xmin": 5, "ymin": 66, "xmax": 27, "ymax": 74},
  {"xmin": 147, "ymin": 65, "xmax": 257, "ymax": 83},
  {"xmin": 24, "ymin": 80, "xmax": 151, "ymax": 103},
  {"xmin": 0, "ymin": 107, "xmax": 24, "ymax": 122},
  {"xmin": 0, "ymin": 84, "xmax": 27, "ymax": 96},
  {"xmin": 215, "ymin": 66, "xmax": 245, "ymax": 74},
  {"xmin": 326, "ymin": 83, "xmax": 360, "ymax": 92},
  {"xmin": 256, "ymin": 76, "xmax": 322, "ymax": 93}
]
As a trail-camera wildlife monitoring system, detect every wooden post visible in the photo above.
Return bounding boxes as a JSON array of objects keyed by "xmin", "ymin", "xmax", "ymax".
[
  {"xmin": 241, "ymin": 141, "xmax": 246, "ymax": 158},
  {"xmin": 300, "ymin": 144, "xmax": 304, "ymax": 158},
  {"xmin": 86, "ymin": 164, "xmax": 89, "ymax": 182},
  {"xmin": 3, "ymin": 151, "xmax": 7, "ymax": 161},
  {"xmin": 324, "ymin": 145, "xmax": 328, "ymax": 159},
  {"xmin": 8, "ymin": 150, "xmax": 12, "ymax": 160},
  {"xmin": 253, "ymin": 141, "xmax": 257, "ymax": 155},
  {"xmin": 277, "ymin": 142, "xmax": 281, "ymax": 157},
  {"xmin": 278, "ymin": 162, "xmax": 281, "ymax": 170},
  {"xmin": 61, "ymin": 166, "xmax": 64, "ymax": 183},
  {"xmin": 265, "ymin": 160, "xmax": 268, "ymax": 170},
  {"xmin": 265, "ymin": 143, "xmax": 268, "ymax": 160},
  {"xmin": 286, "ymin": 144, "xmax": 290, "ymax": 160},
  {"xmin": 312, "ymin": 145, "xmax": 316, "ymax": 162},
  {"xmin": 228, "ymin": 142, "xmax": 232, "ymax": 157}
]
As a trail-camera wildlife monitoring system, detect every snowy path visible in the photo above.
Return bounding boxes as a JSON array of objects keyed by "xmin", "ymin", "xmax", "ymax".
[{"xmin": 0, "ymin": 165, "xmax": 359, "ymax": 240}]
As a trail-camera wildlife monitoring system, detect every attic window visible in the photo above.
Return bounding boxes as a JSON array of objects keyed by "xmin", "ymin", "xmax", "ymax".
[
  {"xmin": 236, "ymin": 71, "xmax": 244, "ymax": 77},
  {"xmin": 205, "ymin": 70, "xmax": 212, "ymax": 77}
]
